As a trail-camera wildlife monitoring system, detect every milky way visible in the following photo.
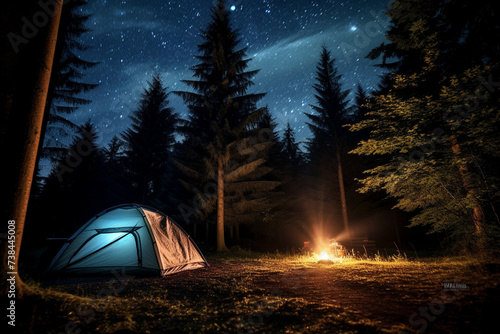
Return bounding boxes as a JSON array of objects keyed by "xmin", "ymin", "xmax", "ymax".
[{"xmin": 70, "ymin": 0, "xmax": 391, "ymax": 148}]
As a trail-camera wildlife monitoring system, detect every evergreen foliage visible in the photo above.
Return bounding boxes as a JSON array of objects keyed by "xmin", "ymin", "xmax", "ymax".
[
  {"xmin": 121, "ymin": 74, "xmax": 179, "ymax": 206},
  {"xmin": 305, "ymin": 47, "xmax": 353, "ymax": 239},
  {"xmin": 41, "ymin": 0, "xmax": 98, "ymax": 158},
  {"xmin": 35, "ymin": 121, "xmax": 108, "ymax": 237},
  {"xmin": 174, "ymin": 0, "xmax": 276, "ymax": 251},
  {"xmin": 352, "ymin": 0, "xmax": 500, "ymax": 249},
  {"xmin": 21, "ymin": 0, "xmax": 500, "ymax": 255},
  {"xmin": 282, "ymin": 122, "xmax": 302, "ymax": 167},
  {"xmin": 306, "ymin": 47, "xmax": 351, "ymax": 156}
]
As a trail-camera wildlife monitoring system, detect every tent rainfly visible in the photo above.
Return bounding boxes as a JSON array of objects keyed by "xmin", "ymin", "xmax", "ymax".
[{"xmin": 46, "ymin": 204, "xmax": 208, "ymax": 276}]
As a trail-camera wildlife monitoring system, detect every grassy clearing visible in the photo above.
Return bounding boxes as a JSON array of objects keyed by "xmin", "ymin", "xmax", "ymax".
[{"xmin": 16, "ymin": 251, "xmax": 500, "ymax": 333}]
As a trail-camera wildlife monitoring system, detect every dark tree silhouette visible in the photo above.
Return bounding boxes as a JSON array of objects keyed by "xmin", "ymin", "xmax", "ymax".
[
  {"xmin": 175, "ymin": 0, "xmax": 269, "ymax": 251},
  {"xmin": 224, "ymin": 108, "xmax": 283, "ymax": 246},
  {"xmin": 352, "ymin": 0, "xmax": 500, "ymax": 249},
  {"xmin": 353, "ymin": 85, "xmax": 369, "ymax": 121},
  {"xmin": 102, "ymin": 135, "xmax": 126, "ymax": 166},
  {"xmin": 35, "ymin": 121, "xmax": 108, "ymax": 236},
  {"xmin": 282, "ymin": 122, "xmax": 302, "ymax": 167},
  {"xmin": 277, "ymin": 122, "xmax": 308, "ymax": 247},
  {"xmin": 121, "ymin": 74, "xmax": 179, "ymax": 205},
  {"xmin": 40, "ymin": 0, "xmax": 98, "ymax": 161},
  {"xmin": 101, "ymin": 135, "xmax": 131, "ymax": 206},
  {"xmin": 305, "ymin": 46, "xmax": 352, "ymax": 241}
]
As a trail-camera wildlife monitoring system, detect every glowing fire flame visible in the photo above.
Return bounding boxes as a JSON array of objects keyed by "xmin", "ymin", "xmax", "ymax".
[{"xmin": 318, "ymin": 251, "xmax": 329, "ymax": 260}]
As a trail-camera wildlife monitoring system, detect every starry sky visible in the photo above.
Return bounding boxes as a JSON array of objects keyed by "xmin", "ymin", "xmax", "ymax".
[{"xmin": 70, "ymin": 0, "xmax": 392, "ymax": 148}]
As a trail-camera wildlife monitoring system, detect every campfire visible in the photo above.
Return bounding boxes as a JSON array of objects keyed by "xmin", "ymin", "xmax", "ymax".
[
  {"xmin": 319, "ymin": 251, "xmax": 330, "ymax": 260},
  {"xmin": 315, "ymin": 239, "xmax": 346, "ymax": 263}
]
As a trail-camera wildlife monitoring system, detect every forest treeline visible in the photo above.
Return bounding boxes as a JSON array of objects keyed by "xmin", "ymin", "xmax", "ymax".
[{"xmin": 16, "ymin": 0, "xmax": 499, "ymax": 253}]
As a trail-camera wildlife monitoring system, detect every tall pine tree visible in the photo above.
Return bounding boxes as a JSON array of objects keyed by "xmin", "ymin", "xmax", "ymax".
[
  {"xmin": 305, "ymin": 46, "xmax": 352, "ymax": 241},
  {"xmin": 122, "ymin": 74, "xmax": 179, "ymax": 206},
  {"xmin": 41, "ymin": 0, "xmax": 98, "ymax": 160},
  {"xmin": 175, "ymin": 0, "xmax": 270, "ymax": 251},
  {"xmin": 224, "ymin": 108, "xmax": 282, "ymax": 246},
  {"xmin": 278, "ymin": 123, "xmax": 307, "ymax": 247}
]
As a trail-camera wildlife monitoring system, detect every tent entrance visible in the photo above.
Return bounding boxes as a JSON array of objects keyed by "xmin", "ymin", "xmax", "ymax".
[{"xmin": 66, "ymin": 226, "xmax": 144, "ymax": 269}]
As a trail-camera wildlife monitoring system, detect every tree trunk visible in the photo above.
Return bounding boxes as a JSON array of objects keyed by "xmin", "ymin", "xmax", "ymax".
[
  {"xmin": 4, "ymin": 0, "xmax": 63, "ymax": 297},
  {"xmin": 449, "ymin": 135, "xmax": 486, "ymax": 247},
  {"xmin": 216, "ymin": 161, "xmax": 229, "ymax": 251},
  {"xmin": 336, "ymin": 144, "xmax": 350, "ymax": 240}
]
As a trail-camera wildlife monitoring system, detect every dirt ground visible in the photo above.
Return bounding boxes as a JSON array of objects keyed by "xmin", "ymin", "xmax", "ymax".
[{"xmin": 38, "ymin": 256, "xmax": 499, "ymax": 333}]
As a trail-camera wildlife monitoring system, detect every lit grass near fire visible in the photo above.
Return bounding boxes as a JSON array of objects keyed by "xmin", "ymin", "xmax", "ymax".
[{"xmin": 17, "ymin": 251, "xmax": 500, "ymax": 333}]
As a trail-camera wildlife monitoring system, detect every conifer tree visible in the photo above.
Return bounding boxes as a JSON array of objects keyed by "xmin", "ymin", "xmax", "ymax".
[
  {"xmin": 102, "ymin": 135, "xmax": 126, "ymax": 166},
  {"xmin": 35, "ymin": 120, "xmax": 107, "ymax": 237},
  {"xmin": 102, "ymin": 135, "xmax": 130, "ymax": 205},
  {"xmin": 282, "ymin": 122, "xmax": 301, "ymax": 167},
  {"xmin": 305, "ymin": 46, "xmax": 352, "ymax": 240},
  {"xmin": 175, "ymin": 0, "xmax": 270, "ymax": 251},
  {"xmin": 41, "ymin": 0, "xmax": 98, "ymax": 160},
  {"xmin": 353, "ymin": 85, "xmax": 370, "ymax": 122},
  {"xmin": 122, "ymin": 74, "xmax": 178, "ymax": 206},
  {"xmin": 224, "ymin": 108, "xmax": 283, "ymax": 244},
  {"xmin": 278, "ymin": 123, "xmax": 307, "ymax": 246},
  {"xmin": 352, "ymin": 0, "xmax": 500, "ymax": 249}
]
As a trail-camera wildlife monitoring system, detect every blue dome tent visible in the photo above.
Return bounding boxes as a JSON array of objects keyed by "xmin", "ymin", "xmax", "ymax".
[{"xmin": 46, "ymin": 204, "xmax": 208, "ymax": 276}]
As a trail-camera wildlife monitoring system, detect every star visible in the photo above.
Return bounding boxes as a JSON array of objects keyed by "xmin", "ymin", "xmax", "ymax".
[{"xmin": 66, "ymin": 0, "xmax": 389, "ymax": 151}]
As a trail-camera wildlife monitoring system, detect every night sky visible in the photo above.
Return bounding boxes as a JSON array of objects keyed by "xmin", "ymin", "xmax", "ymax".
[{"xmin": 68, "ymin": 0, "xmax": 391, "ymax": 149}]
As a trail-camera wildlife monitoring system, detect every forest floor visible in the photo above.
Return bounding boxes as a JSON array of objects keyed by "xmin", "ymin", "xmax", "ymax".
[{"xmin": 16, "ymin": 251, "xmax": 500, "ymax": 333}]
